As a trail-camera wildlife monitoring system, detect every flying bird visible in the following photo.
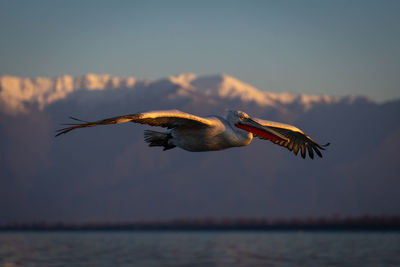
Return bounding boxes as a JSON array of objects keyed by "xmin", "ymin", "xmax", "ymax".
[{"xmin": 56, "ymin": 110, "xmax": 329, "ymax": 159}]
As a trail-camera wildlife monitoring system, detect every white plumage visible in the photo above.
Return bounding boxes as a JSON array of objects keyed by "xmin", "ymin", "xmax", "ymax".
[{"xmin": 56, "ymin": 109, "xmax": 329, "ymax": 159}]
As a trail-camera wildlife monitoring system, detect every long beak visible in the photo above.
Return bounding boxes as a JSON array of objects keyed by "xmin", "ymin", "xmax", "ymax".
[{"xmin": 236, "ymin": 117, "xmax": 289, "ymax": 142}]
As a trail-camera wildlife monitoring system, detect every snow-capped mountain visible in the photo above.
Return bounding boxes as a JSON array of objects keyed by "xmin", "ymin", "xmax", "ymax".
[
  {"xmin": 0, "ymin": 73, "xmax": 348, "ymax": 114},
  {"xmin": 0, "ymin": 74, "xmax": 137, "ymax": 113}
]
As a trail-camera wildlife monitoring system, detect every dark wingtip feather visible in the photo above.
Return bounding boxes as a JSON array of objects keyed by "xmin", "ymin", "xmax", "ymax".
[
  {"xmin": 293, "ymin": 145, "xmax": 299, "ymax": 155},
  {"xmin": 300, "ymin": 145, "xmax": 306, "ymax": 159},
  {"xmin": 314, "ymin": 146, "xmax": 323, "ymax": 158},
  {"xmin": 55, "ymin": 116, "xmax": 93, "ymax": 137},
  {"xmin": 55, "ymin": 126, "xmax": 75, "ymax": 137},
  {"xmin": 69, "ymin": 116, "xmax": 89, "ymax": 123},
  {"xmin": 307, "ymin": 144, "xmax": 314, "ymax": 159},
  {"xmin": 316, "ymin": 142, "xmax": 330, "ymax": 150},
  {"xmin": 322, "ymin": 142, "xmax": 330, "ymax": 148},
  {"xmin": 54, "ymin": 128, "xmax": 66, "ymax": 137}
]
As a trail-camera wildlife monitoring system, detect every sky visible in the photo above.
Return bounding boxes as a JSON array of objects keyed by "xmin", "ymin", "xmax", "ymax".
[{"xmin": 1, "ymin": 0, "xmax": 399, "ymax": 102}]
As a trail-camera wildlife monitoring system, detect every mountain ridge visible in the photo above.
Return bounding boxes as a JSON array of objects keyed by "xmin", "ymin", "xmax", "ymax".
[{"xmin": 0, "ymin": 73, "xmax": 368, "ymax": 114}]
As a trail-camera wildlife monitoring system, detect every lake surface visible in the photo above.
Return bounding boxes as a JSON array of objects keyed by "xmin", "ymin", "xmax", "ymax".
[{"xmin": 0, "ymin": 231, "xmax": 399, "ymax": 266}]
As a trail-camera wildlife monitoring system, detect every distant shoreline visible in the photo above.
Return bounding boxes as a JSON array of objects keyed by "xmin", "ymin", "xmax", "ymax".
[{"xmin": 2, "ymin": 215, "xmax": 400, "ymax": 232}]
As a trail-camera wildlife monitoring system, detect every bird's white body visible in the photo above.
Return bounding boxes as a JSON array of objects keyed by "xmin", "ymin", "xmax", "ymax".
[
  {"xmin": 57, "ymin": 109, "xmax": 328, "ymax": 159},
  {"xmin": 169, "ymin": 116, "xmax": 252, "ymax": 152}
]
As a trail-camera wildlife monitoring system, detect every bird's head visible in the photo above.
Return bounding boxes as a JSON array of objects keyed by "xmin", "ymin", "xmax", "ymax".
[
  {"xmin": 228, "ymin": 110, "xmax": 283, "ymax": 141},
  {"xmin": 227, "ymin": 110, "xmax": 250, "ymax": 123},
  {"xmin": 227, "ymin": 110, "xmax": 263, "ymax": 133}
]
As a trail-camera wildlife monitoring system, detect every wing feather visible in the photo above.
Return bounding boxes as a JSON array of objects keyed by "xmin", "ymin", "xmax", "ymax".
[
  {"xmin": 307, "ymin": 144, "xmax": 314, "ymax": 159},
  {"xmin": 314, "ymin": 146, "xmax": 322, "ymax": 158},
  {"xmin": 300, "ymin": 144, "xmax": 306, "ymax": 159},
  {"xmin": 293, "ymin": 142, "xmax": 299, "ymax": 155},
  {"xmin": 252, "ymin": 118, "xmax": 329, "ymax": 159},
  {"xmin": 288, "ymin": 140, "xmax": 294, "ymax": 151},
  {"xmin": 56, "ymin": 110, "xmax": 214, "ymax": 137}
]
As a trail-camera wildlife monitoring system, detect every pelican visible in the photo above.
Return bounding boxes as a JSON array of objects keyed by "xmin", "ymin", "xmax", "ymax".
[{"xmin": 56, "ymin": 110, "xmax": 329, "ymax": 159}]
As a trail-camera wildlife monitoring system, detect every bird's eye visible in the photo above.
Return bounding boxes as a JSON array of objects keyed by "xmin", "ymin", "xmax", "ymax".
[{"xmin": 240, "ymin": 115, "xmax": 245, "ymax": 120}]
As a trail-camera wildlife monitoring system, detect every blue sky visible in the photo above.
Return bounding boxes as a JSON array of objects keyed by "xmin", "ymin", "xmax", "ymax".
[{"xmin": 1, "ymin": 0, "xmax": 399, "ymax": 101}]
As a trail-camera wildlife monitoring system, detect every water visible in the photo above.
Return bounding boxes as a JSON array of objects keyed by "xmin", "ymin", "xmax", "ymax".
[{"xmin": 0, "ymin": 231, "xmax": 399, "ymax": 266}]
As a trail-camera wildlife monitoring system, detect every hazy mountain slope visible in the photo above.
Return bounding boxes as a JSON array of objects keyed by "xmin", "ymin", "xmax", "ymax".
[{"xmin": 0, "ymin": 74, "xmax": 399, "ymax": 223}]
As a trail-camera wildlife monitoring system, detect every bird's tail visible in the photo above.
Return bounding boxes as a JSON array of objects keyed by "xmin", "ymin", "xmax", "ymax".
[{"xmin": 144, "ymin": 130, "xmax": 176, "ymax": 151}]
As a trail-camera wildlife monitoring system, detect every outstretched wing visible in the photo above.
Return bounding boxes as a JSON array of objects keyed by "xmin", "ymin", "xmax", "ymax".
[
  {"xmin": 55, "ymin": 110, "xmax": 214, "ymax": 137},
  {"xmin": 253, "ymin": 118, "xmax": 329, "ymax": 159}
]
